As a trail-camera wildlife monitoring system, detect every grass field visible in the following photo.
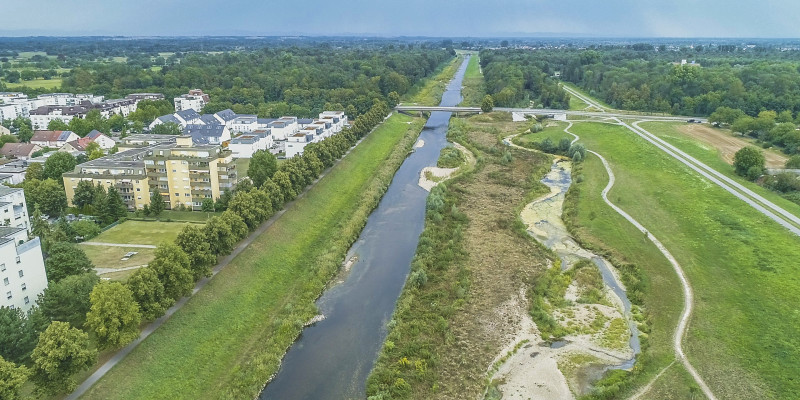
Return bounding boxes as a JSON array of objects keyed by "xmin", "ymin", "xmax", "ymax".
[
  {"xmin": 5, "ymin": 77, "xmax": 62, "ymax": 89},
  {"xmin": 401, "ymin": 55, "xmax": 462, "ymax": 106},
  {"xmin": 560, "ymin": 82, "xmax": 614, "ymax": 110},
  {"xmin": 513, "ymin": 120, "xmax": 572, "ymax": 148},
  {"xmin": 568, "ymin": 95, "xmax": 590, "ymax": 110},
  {"xmin": 459, "ymin": 53, "xmax": 485, "ymax": 107},
  {"xmin": 81, "ymin": 245, "xmax": 156, "ymax": 270},
  {"xmin": 571, "ymin": 121, "xmax": 800, "ymax": 398},
  {"xmin": 638, "ymin": 121, "xmax": 800, "ymax": 219},
  {"xmin": 129, "ymin": 210, "xmax": 220, "ymax": 223},
  {"xmin": 91, "ymin": 220, "xmax": 197, "ymax": 245},
  {"xmin": 80, "ymin": 113, "xmax": 426, "ymax": 399}
]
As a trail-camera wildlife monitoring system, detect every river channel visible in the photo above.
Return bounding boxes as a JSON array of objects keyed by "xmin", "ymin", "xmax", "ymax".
[{"xmin": 260, "ymin": 56, "xmax": 470, "ymax": 399}]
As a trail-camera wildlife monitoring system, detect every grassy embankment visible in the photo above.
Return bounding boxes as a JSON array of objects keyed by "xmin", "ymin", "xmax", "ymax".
[
  {"xmin": 401, "ymin": 55, "xmax": 462, "ymax": 106},
  {"xmin": 458, "ymin": 53, "xmax": 485, "ymax": 107},
  {"xmin": 80, "ymin": 113, "xmax": 426, "ymax": 399},
  {"xmin": 570, "ymin": 121, "xmax": 800, "ymax": 399},
  {"xmin": 368, "ymin": 113, "xmax": 554, "ymax": 399},
  {"xmin": 513, "ymin": 120, "xmax": 573, "ymax": 148},
  {"xmin": 638, "ymin": 121, "xmax": 800, "ymax": 216}
]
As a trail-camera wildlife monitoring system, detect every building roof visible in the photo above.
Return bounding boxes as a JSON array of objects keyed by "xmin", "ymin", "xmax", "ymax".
[
  {"xmin": 0, "ymin": 143, "xmax": 40, "ymax": 158},
  {"xmin": 257, "ymin": 118, "xmax": 276, "ymax": 125},
  {"xmin": 297, "ymin": 118, "xmax": 314, "ymax": 125},
  {"xmin": 31, "ymin": 130, "xmax": 76, "ymax": 143},
  {"xmin": 184, "ymin": 124, "xmax": 227, "ymax": 145},
  {"xmin": 199, "ymin": 114, "xmax": 221, "ymax": 125},
  {"xmin": 0, "ymin": 185, "xmax": 22, "ymax": 197},
  {"xmin": 176, "ymin": 109, "xmax": 201, "ymax": 122},
  {"xmin": 30, "ymin": 105, "xmax": 88, "ymax": 116},
  {"xmin": 230, "ymin": 132, "xmax": 269, "ymax": 145},
  {"xmin": 156, "ymin": 114, "xmax": 181, "ymax": 125},
  {"xmin": 64, "ymin": 137, "xmax": 93, "ymax": 152},
  {"xmin": 86, "ymin": 130, "xmax": 106, "ymax": 140},
  {"xmin": 215, "ymin": 109, "xmax": 237, "ymax": 122}
]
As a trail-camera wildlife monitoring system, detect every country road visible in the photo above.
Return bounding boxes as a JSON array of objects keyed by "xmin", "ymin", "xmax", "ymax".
[{"xmin": 561, "ymin": 84, "xmax": 607, "ymax": 112}]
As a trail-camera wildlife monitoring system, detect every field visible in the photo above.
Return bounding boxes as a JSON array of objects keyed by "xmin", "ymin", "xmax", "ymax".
[
  {"xmin": 639, "ymin": 121, "xmax": 800, "ymax": 218},
  {"xmin": 80, "ymin": 113, "xmax": 426, "ymax": 399},
  {"xmin": 401, "ymin": 55, "xmax": 462, "ymax": 106},
  {"xmin": 129, "ymin": 210, "xmax": 221, "ymax": 223},
  {"xmin": 513, "ymin": 120, "xmax": 572, "ymax": 148},
  {"xmin": 81, "ymin": 245, "xmax": 156, "ymax": 270},
  {"xmin": 458, "ymin": 52, "xmax": 485, "ymax": 107},
  {"xmin": 571, "ymin": 121, "xmax": 800, "ymax": 398},
  {"xmin": 90, "ymin": 220, "xmax": 197, "ymax": 245},
  {"xmin": 5, "ymin": 77, "xmax": 63, "ymax": 89}
]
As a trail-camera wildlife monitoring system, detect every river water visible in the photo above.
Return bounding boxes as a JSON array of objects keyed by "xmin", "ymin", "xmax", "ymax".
[{"xmin": 260, "ymin": 56, "xmax": 470, "ymax": 400}]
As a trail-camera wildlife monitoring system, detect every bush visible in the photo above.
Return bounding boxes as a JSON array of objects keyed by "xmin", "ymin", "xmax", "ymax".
[{"xmin": 437, "ymin": 146, "xmax": 465, "ymax": 168}]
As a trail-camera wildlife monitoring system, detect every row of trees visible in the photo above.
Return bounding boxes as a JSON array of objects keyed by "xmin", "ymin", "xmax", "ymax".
[
  {"xmin": 480, "ymin": 50, "xmax": 570, "ymax": 109},
  {"xmin": 0, "ymin": 100, "xmax": 392, "ymax": 398}
]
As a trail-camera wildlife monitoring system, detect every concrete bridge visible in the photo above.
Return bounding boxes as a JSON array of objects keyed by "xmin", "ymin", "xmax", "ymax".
[{"xmin": 394, "ymin": 105, "xmax": 706, "ymax": 123}]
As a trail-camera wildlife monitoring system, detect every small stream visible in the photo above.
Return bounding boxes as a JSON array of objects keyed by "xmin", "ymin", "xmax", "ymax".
[
  {"xmin": 259, "ymin": 56, "xmax": 471, "ymax": 400},
  {"xmin": 525, "ymin": 159, "xmax": 640, "ymax": 368}
]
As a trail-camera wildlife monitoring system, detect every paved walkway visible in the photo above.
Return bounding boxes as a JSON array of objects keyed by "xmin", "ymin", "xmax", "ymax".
[
  {"xmin": 80, "ymin": 242, "xmax": 157, "ymax": 249},
  {"xmin": 66, "ymin": 116, "xmax": 385, "ymax": 400}
]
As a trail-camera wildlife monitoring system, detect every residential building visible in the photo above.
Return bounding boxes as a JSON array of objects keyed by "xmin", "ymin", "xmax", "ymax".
[
  {"xmin": 174, "ymin": 89, "xmax": 209, "ymax": 112},
  {"xmin": 319, "ymin": 111, "xmax": 347, "ymax": 132},
  {"xmin": 229, "ymin": 131, "xmax": 273, "ymax": 158},
  {"xmin": 0, "ymin": 226, "xmax": 47, "ymax": 312},
  {"xmin": 149, "ymin": 109, "xmax": 203, "ymax": 130},
  {"xmin": 230, "ymin": 115, "xmax": 265, "ymax": 133},
  {"xmin": 125, "ymin": 93, "xmax": 165, "ymax": 102},
  {"xmin": 85, "ymin": 130, "xmax": 116, "ymax": 150},
  {"xmin": 0, "ymin": 165, "xmax": 27, "ymax": 184},
  {"xmin": 184, "ymin": 124, "xmax": 231, "ymax": 146},
  {"xmin": 0, "ymin": 186, "xmax": 29, "ymax": 231},
  {"xmin": 29, "ymin": 106, "xmax": 89, "ymax": 130},
  {"xmin": 0, "ymin": 143, "xmax": 42, "ymax": 160},
  {"xmin": 0, "ymin": 126, "xmax": 10, "ymax": 136},
  {"xmin": 268, "ymin": 117, "xmax": 300, "ymax": 141},
  {"xmin": 0, "ymin": 104, "xmax": 21, "ymax": 121},
  {"xmin": 64, "ymin": 136, "xmax": 239, "ymax": 211},
  {"xmin": 59, "ymin": 137, "xmax": 93, "ymax": 153},
  {"xmin": 30, "ymin": 130, "xmax": 80, "ymax": 148},
  {"xmin": 286, "ymin": 132, "xmax": 314, "ymax": 158}
]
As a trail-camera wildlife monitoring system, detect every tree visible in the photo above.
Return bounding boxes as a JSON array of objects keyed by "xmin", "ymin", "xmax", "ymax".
[
  {"xmin": 0, "ymin": 307, "xmax": 39, "ymax": 364},
  {"xmin": 85, "ymin": 281, "xmax": 141, "ymax": 349},
  {"xmin": 85, "ymin": 142, "xmax": 104, "ymax": 160},
  {"xmin": 17, "ymin": 124, "xmax": 33, "ymax": 143},
  {"xmin": 709, "ymin": 106, "xmax": 745, "ymax": 126},
  {"xmin": 148, "ymin": 243, "xmax": 193, "ymax": 302},
  {"xmin": 37, "ymin": 273, "xmax": 99, "ymax": 328},
  {"xmin": 30, "ymin": 205, "xmax": 51, "ymax": 246},
  {"xmin": 44, "ymin": 242, "xmax": 94, "ymax": 283},
  {"xmin": 248, "ymin": 150, "xmax": 278, "ymax": 187},
  {"xmin": 203, "ymin": 215, "xmax": 236, "ymax": 255},
  {"xmin": 733, "ymin": 146, "xmax": 766, "ymax": 179},
  {"xmin": 175, "ymin": 225, "xmax": 216, "ymax": 280},
  {"xmin": 785, "ymin": 155, "xmax": 800, "ymax": 169},
  {"xmin": 125, "ymin": 267, "xmax": 168, "ymax": 320},
  {"xmin": 47, "ymin": 119, "xmax": 70, "ymax": 131},
  {"xmin": 201, "ymin": 197, "xmax": 215, "ymax": 212},
  {"xmin": 30, "ymin": 321, "xmax": 96, "ymax": 395},
  {"xmin": 70, "ymin": 220, "xmax": 100, "ymax": 241},
  {"xmin": 72, "ymin": 180, "xmax": 95, "ymax": 208},
  {"xmin": 0, "ymin": 134, "xmax": 18, "ymax": 146},
  {"xmin": 0, "ymin": 356, "xmax": 28, "ymax": 400},
  {"xmin": 776, "ymin": 110, "xmax": 794, "ymax": 123},
  {"xmin": 221, "ymin": 210, "xmax": 249, "ymax": 240},
  {"xmin": 731, "ymin": 116, "xmax": 755, "ymax": 136},
  {"xmin": 101, "ymin": 186, "xmax": 128, "ymax": 224},
  {"xmin": 24, "ymin": 162, "xmax": 43, "ymax": 181},
  {"xmin": 43, "ymin": 152, "xmax": 77, "ymax": 182},
  {"xmin": 23, "ymin": 179, "xmax": 67, "ymax": 216},
  {"xmin": 150, "ymin": 122, "xmax": 182, "ymax": 135},
  {"xmin": 481, "ymin": 95, "xmax": 494, "ymax": 113},
  {"xmin": 149, "ymin": 190, "xmax": 165, "ymax": 217}
]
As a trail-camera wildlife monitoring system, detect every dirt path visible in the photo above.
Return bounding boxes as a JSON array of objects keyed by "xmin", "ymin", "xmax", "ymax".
[{"xmin": 676, "ymin": 124, "xmax": 787, "ymax": 168}]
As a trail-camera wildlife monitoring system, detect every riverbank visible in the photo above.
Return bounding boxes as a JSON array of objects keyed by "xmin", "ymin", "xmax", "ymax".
[
  {"xmin": 459, "ymin": 52, "xmax": 485, "ymax": 107},
  {"xmin": 367, "ymin": 113, "xmax": 555, "ymax": 399},
  {"xmin": 402, "ymin": 54, "xmax": 462, "ymax": 106},
  {"xmin": 79, "ymin": 113, "xmax": 426, "ymax": 400}
]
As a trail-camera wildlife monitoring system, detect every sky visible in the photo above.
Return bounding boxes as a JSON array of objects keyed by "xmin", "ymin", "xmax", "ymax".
[{"xmin": 1, "ymin": 0, "xmax": 798, "ymax": 38}]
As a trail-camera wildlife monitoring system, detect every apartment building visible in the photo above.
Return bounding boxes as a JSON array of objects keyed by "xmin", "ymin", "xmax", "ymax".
[
  {"xmin": 0, "ymin": 186, "xmax": 30, "ymax": 231},
  {"xmin": 174, "ymin": 89, "xmax": 210, "ymax": 112},
  {"xmin": 0, "ymin": 227, "xmax": 47, "ymax": 312},
  {"xmin": 30, "ymin": 130, "xmax": 80, "ymax": 148},
  {"xmin": 229, "ymin": 131, "xmax": 273, "ymax": 158},
  {"xmin": 29, "ymin": 106, "xmax": 89, "ymax": 130},
  {"xmin": 64, "ymin": 136, "xmax": 238, "ymax": 210}
]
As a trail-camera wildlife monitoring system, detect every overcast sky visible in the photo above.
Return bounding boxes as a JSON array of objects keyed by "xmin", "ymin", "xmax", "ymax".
[{"xmin": 1, "ymin": 0, "xmax": 798, "ymax": 38}]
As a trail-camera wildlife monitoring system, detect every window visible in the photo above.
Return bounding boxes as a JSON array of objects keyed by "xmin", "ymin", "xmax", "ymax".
[
  {"xmin": 6, "ymin": 292, "xmax": 10, "ymax": 300},
  {"xmin": 15, "ymin": 256, "xmax": 20, "ymax": 264},
  {"xmin": 174, "ymin": 193, "xmax": 179, "ymax": 197},
  {"xmin": 23, "ymin": 296, "xmax": 29, "ymax": 304},
  {"xmin": 3, "ymin": 278, "xmax": 8, "ymax": 285},
  {"xmin": 21, "ymin": 283, "xmax": 25, "ymax": 291},
  {"xmin": 185, "ymin": 193, "xmax": 190, "ymax": 197},
  {"xmin": 18, "ymin": 270, "xmax": 23, "ymax": 278},
  {"xmin": 0, "ymin": 263, "xmax": 5, "ymax": 271}
]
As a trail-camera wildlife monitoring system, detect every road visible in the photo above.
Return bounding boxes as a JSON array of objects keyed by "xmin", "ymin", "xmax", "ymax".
[
  {"xmin": 561, "ymin": 84, "xmax": 607, "ymax": 112},
  {"xmin": 395, "ymin": 105, "xmax": 705, "ymax": 123}
]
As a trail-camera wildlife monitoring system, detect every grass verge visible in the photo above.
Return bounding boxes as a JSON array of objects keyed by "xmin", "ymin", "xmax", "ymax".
[
  {"xmin": 80, "ymin": 113, "xmax": 426, "ymax": 399},
  {"xmin": 402, "ymin": 56, "xmax": 461, "ymax": 106},
  {"xmin": 459, "ymin": 53, "xmax": 485, "ymax": 107}
]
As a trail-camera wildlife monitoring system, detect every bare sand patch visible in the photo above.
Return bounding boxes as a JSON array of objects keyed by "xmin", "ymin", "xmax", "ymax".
[{"xmin": 677, "ymin": 124, "xmax": 787, "ymax": 168}]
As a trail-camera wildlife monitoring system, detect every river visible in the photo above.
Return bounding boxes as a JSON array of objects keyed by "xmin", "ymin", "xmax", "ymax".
[{"xmin": 260, "ymin": 56, "xmax": 470, "ymax": 400}]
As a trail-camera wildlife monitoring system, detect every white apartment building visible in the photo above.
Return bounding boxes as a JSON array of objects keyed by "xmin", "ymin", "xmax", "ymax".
[
  {"xmin": 29, "ymin": 106, "xmax": 89, "ymax": 130},
  {"xmin": 285, "ymin": 132, "xmax": 314, "ymax": 158},
  {"xmin": 0, "ymin": 227, "xmax": 47, "ymax": 312},
  {"xmin": 0, "ymin": 186, "xmax": 30, "ymax": 231},
  {"xmin": 174, "ymin": 89, "xmax": 210, "ymax": 112},
  {"xmin": 229, "ymin": 131, "xmax": 273, "ymax": 158},
  {"xmin": 268, "ymin": 117, "xmax": 300, "ymax": 141},
  {"xmin": 319, "ymin": 111, "xmax": 348, "ymax": 132}
]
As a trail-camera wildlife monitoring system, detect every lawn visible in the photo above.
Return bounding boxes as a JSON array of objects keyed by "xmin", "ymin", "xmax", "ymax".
[
  {"xmin": 91, "ymin": 220, "xmax": 198, "ymax": 245},
  {"xmin": 638, "ymin": 121, "xmax": 800, "ymax": 219},
  {"xmin": 514, "ymin": 120, "xmax": 573, "ymax": 147},
  {"xmin": 5, "ymin": 77, "xmax": 63, "ymax": 89},
  {"xmin": 571, "ymin": 121, "xmax": 800, "ymax": 399},
  {"xmin": 80, "ymin": 113, "xmax": 426, "ymax": 399},
  {"xmin": 81, "ymin": 245, "xmax": 156, "ymax": 270},
  {"xmin": 401, "ymin": 55, "xmax": 462, "ymax": 106},
  {"xmin": 459, "ymin": 53, "xmax": 485, "ymax": 107},
  {"xmin": 129, "ymin": 209, "xmax": 220, "ymax": 223},
  {"xmin": 568, "ymin": 94, "xmax": 589, "ymax": 110}
]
